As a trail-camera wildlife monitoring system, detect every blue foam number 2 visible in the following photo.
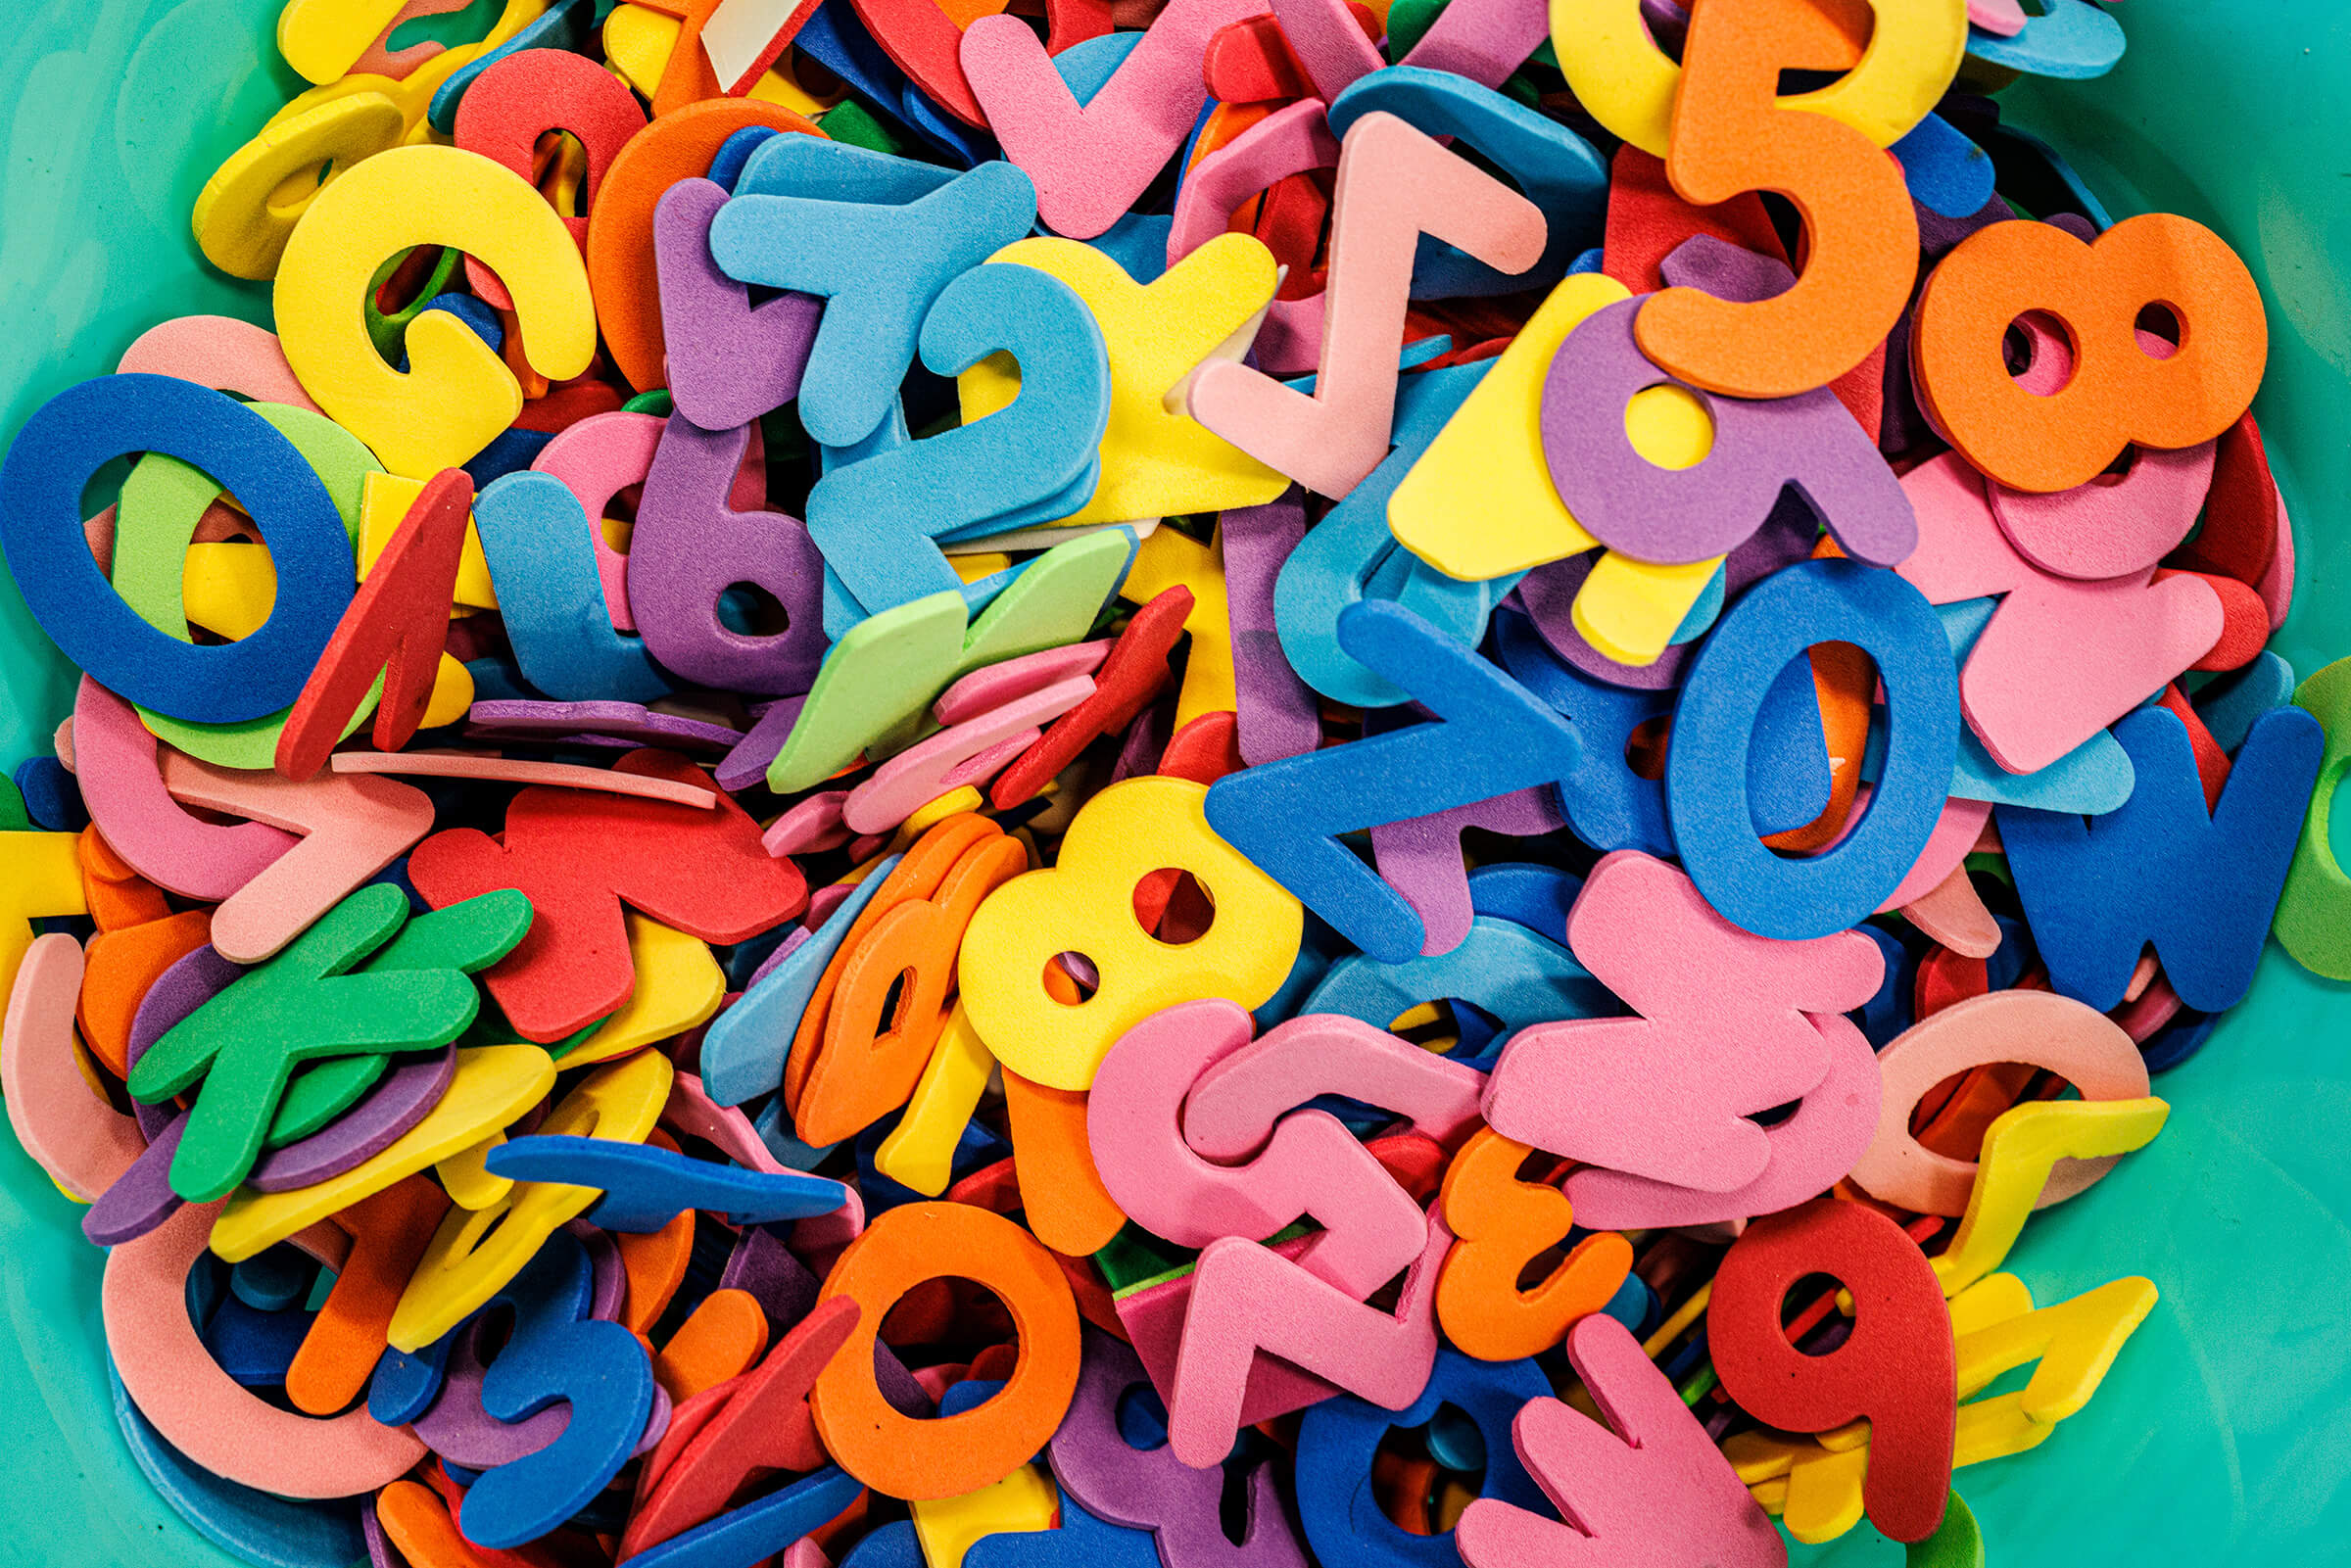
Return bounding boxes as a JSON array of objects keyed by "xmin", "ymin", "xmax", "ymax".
[{"xmin": 800, "ymin": 262, "xmax": 1111, "ymax": 619}]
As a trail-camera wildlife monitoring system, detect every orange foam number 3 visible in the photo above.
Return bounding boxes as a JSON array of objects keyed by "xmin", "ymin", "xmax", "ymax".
[
  {"xmin": 1912, "ymin": 214, "xmax": 2269, "ymax": 495},
  {"xmin": 1638, "ymin": 0, "xmax": 1934, "ymax": 399},
  {"xmin": 1435, "ymin": 1128, "xmax": 1634, "ymax": 1361}
]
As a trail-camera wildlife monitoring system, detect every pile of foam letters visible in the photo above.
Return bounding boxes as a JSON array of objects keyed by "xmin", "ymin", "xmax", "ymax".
[{"xmin": 2, "ymin": 0, "xmax": 2344, "ymax": 1563}]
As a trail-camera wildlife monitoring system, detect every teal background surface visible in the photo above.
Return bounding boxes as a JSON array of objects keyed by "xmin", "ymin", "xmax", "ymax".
[{"xmin": 0, "ymin": 2, "xmax": 2345, "ymax": 1563}]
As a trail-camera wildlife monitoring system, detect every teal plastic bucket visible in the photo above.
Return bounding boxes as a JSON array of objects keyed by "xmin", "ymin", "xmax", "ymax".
[{"xmin": 1, "ymin": 2, "xmax": 2345, "ymax": 1563}]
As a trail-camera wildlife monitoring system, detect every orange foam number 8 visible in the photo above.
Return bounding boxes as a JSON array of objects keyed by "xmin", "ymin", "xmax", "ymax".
[
  {"xmin": 276, "ymin": 144, "xmax": 598, "ymax": 479},
  {"xmin": 1636, "ymin": 0, "xmax": 1940, "ymax": 398},
  {"xmin": 1911, "ymin": 214, "xmax": 2269, "ymax": 494}
]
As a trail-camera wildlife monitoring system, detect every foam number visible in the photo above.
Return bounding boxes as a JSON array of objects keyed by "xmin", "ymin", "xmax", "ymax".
[
  {"xmin": 1435, "ymin": 1129, "xmax": 1634, "ymax": 1360},
  {"xmin": 1454, "ymin": 1315, "xmax": 1784, "ymax": 1568},
  {"xmin": 1667, "ymin": 559, "xmax": 1959, "ymax": 938},
  {"xmin": 1526, "ymin": 246, "xmax": 1911, "ymax": 665},
  {"xmin": 1550, "ymin": 0, "xmax": 1963, "ymax": 162},
  {"xmin": 1997, "ymin": 706, "xmax": 2322, "ymax": 1012},
  {"xmin": 1204, "ymin": 599, "xmax": 1584, "ymax": 964},
  {"xmin": 772, "ymin": 822, "xmax": 989, "ymax": 1125},
  {"xmin": 1913, "ymin": 214, "xmax": 2268, "ymax": 493},
  {"xmin": 960, "ymin": 235, "xmax": 1288, "ymax": 525},
  {"xmin": 390, "ymin": 1049, "xmax": 672, "ymax": 1351},
  {"xmin": 1089, "ymin": 1002, "xmax": 1435, "ymax": 1300},
  {"xmin": 1737, "ymin": 1273, "xmax": 2156, "ymax": 1537},
  {"xmin": 1947, "ymin": 1275, "xmax": 2159, "ymax": 1456},
  {"xmin": 0, "ymin": 377, "xmax": 355, "ymax": 726},
  {"xmin": 1544, "ymin": 270, "xmax": 1916, "ymax": 570},
  {"xmin": 766, "ymin": 529, "xmax": 1131, "ymax": 792},
  {"xmin": 1709, "ymin": 1199, "xmax": 1957, "ymax": 1544},
  {"xmin": 631, "ymin": 415, "xmax": 829, "ymax": 694},
  {"xmin": 963, "ymin": 0, "xmax": 1277, "ymax": 240},
  {"xmin": 959, "ymin": 779, "xmax": 1302, "ymax": 1090},
  {"xmin": 801, "ymin": 263, "xmax": 1113, "ymax": 620},
  {"xmin": 1296, "ymin": 1349, "xmax": 1553, "ymax": 1568},
  {"xmin": 1632, "ymin": 0, "xmax": 1943, "ymax": 396},
  {"xmin": 407, "ymin": 751, "xmax": 805, "ymax": 1042},
  {"xmin": 712, "ymin": 142, "xmax": 1039, "ymax": 449},
  {"xmin": 811, "ymin": 1202, "xmax": 1081, "ymax": 1499},
  {"xmin": 1050, "ymin": 1329, "xmax": 1314, "ymax": 1568},
  {"xmin": 452, "ymin": 1229, "xmax": 656, "ymax": 1549},
  {"xmin": 275, "ymin": 144, "xmax": 597, "ymax": 478},
  {"xmin": 1483, "ymin": 851, "xmax": 1881, "ymax": 1190},
  {"xmin": 1189, "ymin": 113, "xmax": 1546, "ymax": 499}
]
